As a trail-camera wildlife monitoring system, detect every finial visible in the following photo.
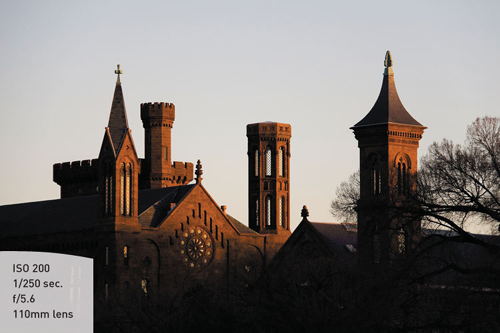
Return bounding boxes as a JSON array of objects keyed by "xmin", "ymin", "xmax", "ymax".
[
  {"xmin": 384, "ymin": 51, "xmax": 394, "ymax": 75},
  {"xmin": 115, "ymin": 64, "xmax": 123, "ymax": 85},
  {"xmin": 195, "ymin": 159, "xmax": 203, "ymax": 183},
  {"xmin": 301, "ymin": 205, "xmax": 309, "ymax": 219}
]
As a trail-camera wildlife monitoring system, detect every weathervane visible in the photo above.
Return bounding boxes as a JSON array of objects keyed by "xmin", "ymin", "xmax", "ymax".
[{"xmin": 115, "ymin": 64, "xmax": 123, "ymax": 84}]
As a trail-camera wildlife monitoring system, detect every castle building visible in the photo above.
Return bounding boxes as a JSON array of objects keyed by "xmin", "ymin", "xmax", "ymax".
[
  {"xmin": 2, "ymin": 53, "xmax": 497, "ymax": 331},
  {"xmin": 0, "ymin": 66, "xmax": 291, "ymax": 312}
]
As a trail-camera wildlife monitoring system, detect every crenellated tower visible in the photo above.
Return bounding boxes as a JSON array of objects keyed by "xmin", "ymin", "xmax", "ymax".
[
  {"xmin": 247, "ymin": 122, "xmax": 291, "ymax": 244},
  {"xmin": 140, "ymin": 102, "xmax": 193, "ymax": 188},
  {"xmin": 352, "ymin": 51, "xmax": 426, "ymax": 267}
]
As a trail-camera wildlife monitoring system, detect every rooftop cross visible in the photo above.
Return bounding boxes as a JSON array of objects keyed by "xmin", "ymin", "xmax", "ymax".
[{"xmin": 115, "ymin": 64, "xmax": 123, "ymax": 85}]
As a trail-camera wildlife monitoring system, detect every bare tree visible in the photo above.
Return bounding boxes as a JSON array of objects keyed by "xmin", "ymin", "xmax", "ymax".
[
  {"xmin": 329, "ymin": 170, "xmax": 359, "ymax": 223},
  {"xmin": 331, "ymin": 116, "xmax": 500, "ymax": 237},
  {"xmin": 416, "ymin": 116, "xmax": 500, "ymax": 236}
]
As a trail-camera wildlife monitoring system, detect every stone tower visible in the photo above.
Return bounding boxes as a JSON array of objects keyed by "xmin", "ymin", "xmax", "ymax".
[
  {"xmin": 351, "ymin": 51, "xmax": 426, "ymax": 266},
  {"xmin": 247, "ymin": 122, "xmax": 291, "ymax": 241},
  {"xmin": 140, "ymin": 102, "xmax": 174, "ymax": 188}
]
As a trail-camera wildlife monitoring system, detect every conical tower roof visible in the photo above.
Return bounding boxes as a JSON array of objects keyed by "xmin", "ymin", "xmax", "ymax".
[
  {"xmin": 107, "ymin": 64, "xmax": 129, "ymax": 153},
  {"xmin": 352, "ymin": 51, "xmax": 423, "ymax": 129}
]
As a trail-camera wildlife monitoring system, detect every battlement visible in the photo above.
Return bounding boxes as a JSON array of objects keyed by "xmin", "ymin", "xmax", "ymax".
[
  {"xmin": 172, "ymin": 161, "xmax": 192, "ymax": 169},
  {"xmin": 141, "ymin": 102, "xmax": 175, "ymax": 122},
  {"xmin": 247, "ymin": 122, "xmax": 292, "ymax": 140},
  {"xmin": 171, "ymin": 161, "xmax": 194, "ymax": 185},
  {"xmin": 53, "ymin": 159, "xmax": 99, "ymax": 185}
]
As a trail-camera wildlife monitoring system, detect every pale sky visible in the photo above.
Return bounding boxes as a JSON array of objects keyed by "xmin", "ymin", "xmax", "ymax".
[{"xmin": 1, "ymin": 0, "xmax": 499, "ymax": 231}]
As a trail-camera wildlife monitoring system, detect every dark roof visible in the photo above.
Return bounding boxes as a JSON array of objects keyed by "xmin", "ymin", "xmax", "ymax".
[
  {"xmin": 138, "ymin": 185, "xmax": 195, "ymax": 228},
  {"xmin": 0, "ymin": 195, "xmax": 98, "ymax": 238},
  {"xmin": 310, "ymin": 222, "xmax": 357, "ymax": 263},
  {"xmin": 227, "ymin": 214, "xmax": 258, "ymax": 235},
  {"xmin": 107, "ymin": 83, "xmax": 129, "ymax": 153},
  {"xmin": 0, "ymin": 186, "xmax": 192, "ymax": 238},
  {"xmin": 352, "ymin": 73, "xmax": 424, "ymax": 129}
]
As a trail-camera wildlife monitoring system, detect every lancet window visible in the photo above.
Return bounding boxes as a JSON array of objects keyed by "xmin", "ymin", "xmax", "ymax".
[
  {"xmin": 104, "ymin": 163, "xmax": 113, "ymax": 216},
  {"xmin": 265, "ymin": 196, "xmax": 272, "ymax": 227},
  {"xmin": 369, "ymin": 156, "xmax": 381, "ymax": 195},
  {"xmin": 254, "ymin": 149, "xmax": 259, "ymax": 177},
  {"xmin": 279, "ymin": 196, "xmax": 285, "ymax": 227},
  {"xmin": 255, "ymin": 199, "xmax": 259, "ymax": 227},
  {"xmin": 120, "ymin": 163, "xmax": 132, "ymax": 216},
  {"xmin": 278, "ymin": 147, "xmax": 285, "ymax": 177},
  {"xmin": 265, "ymin": 146, "xmax": 272, "ymax": 176},
  {"xmin": 398, "ymin": 226, "xmax": 406, "ymax": 255},
  {"xmin": 397, "ymin": 158, "xmax": 409, "ymax": 195}
]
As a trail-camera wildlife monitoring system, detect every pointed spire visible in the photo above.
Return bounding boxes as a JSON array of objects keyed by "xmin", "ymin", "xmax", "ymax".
[
  {"xmin": 107, "ymin": 64, "xmax": 129, "ymax": 153},
  {"xmin": 351, "ymin": 51, "xmax": 423, "ymax": 129},
  {"xmin": 195, "ymin": 159, "xmax": 203, "ymax": 183}
]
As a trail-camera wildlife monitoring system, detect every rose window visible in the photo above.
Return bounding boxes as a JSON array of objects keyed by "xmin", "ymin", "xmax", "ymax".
[{"xmin": 180, "ymin": 226, "xmax": 214, "ymax": 269}]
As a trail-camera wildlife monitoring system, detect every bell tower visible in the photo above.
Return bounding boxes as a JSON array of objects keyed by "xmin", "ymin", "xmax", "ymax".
[
  {"xmin": 351, "ymin": 51, "xmax": 426, "ymax": 266},
  {"xmin": 247, "ymin": 122, "xmax": 291, "ymax": 240}
]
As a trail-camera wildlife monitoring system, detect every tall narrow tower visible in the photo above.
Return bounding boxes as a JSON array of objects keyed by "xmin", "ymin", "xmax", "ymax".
[
  {"xmin": 140, "ymin": 102, "xmax": 175, "ymax": 189},
  {"xmin": 97, "ymin": 64, "xmax": 141, "ymax": 232},
  {"xmin": 247, "ymin": 122, "xmax": 291, "ymax": 239},
  {"xmin": 351, "ymin": 51, "xmax": 426, "ymax": 267}
]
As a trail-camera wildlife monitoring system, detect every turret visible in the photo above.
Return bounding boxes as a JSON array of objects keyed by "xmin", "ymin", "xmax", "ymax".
[
  {"xmin": 247, "ymin": 122, "xmax": 291, "ymax": 241},
  {"xmin": 140, "ymin": 102, "xmax": 193, "ymax": 188}
]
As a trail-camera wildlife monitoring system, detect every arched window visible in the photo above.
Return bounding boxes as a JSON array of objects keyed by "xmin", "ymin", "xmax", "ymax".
[
  {"xmin": 398, "ymin": 161, "xmax": 408, "ymax": 195},
  {"xmin": 105, "ymin": 163, "xmax": 113, "ymax": 216},
  {"xmin": 396, "ymin": 154, "xmax": 411, "ymax": 195},
  {"xmin": 125, "ymin": 163, "xmax": 131, "ymax": 216},
  {"xmin": 278, "ymin": 147, "xmax": 285, "ymax": 177},
  {"xmin": 265, "ymin": 146, "xmax": 272, "ymax": 176},
  {"xmin": 120, "ymin": 163, "xmax": 125, "ymax": 215},
  {"xmin": 265, "ymin": 196, "xmax": 272, "ymax": 227},
  {"xmin": 120, "ymin": 163, "xmax": 132, "ymax": 216},
  {"xmin": 368, "ymin": 154, "xmax": 381, "ymax": 195},
  {"xmin": 398, "ymin": 226, "xmax": 406, "ymax": 255},
  {"xmin": 279, "ymin": 196, "xmax": 285, "ymax": 227},
  {"xmin": 254, "ymin": 149, "xmax": 259, "ymax": 177},
  {"xmin": 255, "ymin": 199, "xmax": 259, "ymax": 227}
]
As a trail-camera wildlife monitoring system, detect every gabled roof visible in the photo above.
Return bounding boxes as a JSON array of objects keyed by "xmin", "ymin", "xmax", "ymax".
[
  {"xmin": 138, "ymin": 184, "xmax": 195, "ymax": 228},
  {"xmin": 270, "ymin": 209, "xmax": 358, "ymax": 270},
  {"xmin": 352, "ymin": 52, "xmax": 424, "ymax": 129}
]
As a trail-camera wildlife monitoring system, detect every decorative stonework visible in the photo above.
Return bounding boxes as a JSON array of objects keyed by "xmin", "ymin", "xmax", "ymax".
[{"xmin": 180, "ymin": 226, "xmax": 214, "ymax": 269}]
